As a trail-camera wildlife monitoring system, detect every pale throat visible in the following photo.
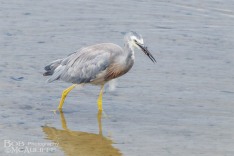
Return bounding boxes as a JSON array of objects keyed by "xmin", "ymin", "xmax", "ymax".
[{"xmin": 124, "ymin": 42, "xmax": 135, "ymax": 61}]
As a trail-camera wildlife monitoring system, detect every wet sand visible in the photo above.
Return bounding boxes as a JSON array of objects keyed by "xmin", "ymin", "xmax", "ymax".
[{"xmin": 1, "ymin": 0, "xmax": 234, "ymax": 155}]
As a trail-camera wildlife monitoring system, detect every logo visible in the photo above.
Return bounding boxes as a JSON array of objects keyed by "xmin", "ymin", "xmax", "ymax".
[{"xmin": 3, "ymin": 140, "xmax": 59, "ymax": 154}]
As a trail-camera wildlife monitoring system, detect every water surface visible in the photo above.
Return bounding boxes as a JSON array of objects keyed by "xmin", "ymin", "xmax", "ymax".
[{"xmin": 0, "ymin": 0, "xmax": 234, "ymax": 155}]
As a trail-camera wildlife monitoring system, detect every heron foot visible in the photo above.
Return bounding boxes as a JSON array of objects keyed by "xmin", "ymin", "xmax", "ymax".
[{"xmin": 50, "ymin": 108, "xmax": 63, "ymax": 115}]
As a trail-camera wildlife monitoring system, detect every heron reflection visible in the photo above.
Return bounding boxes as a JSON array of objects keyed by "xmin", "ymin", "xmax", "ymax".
[{"xmin": 42, "ymin": 111, "xmax": 121, "ymax": 156}]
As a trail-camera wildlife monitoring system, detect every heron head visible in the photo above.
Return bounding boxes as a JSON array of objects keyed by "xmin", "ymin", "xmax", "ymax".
[{"xmin": 124, "ymin": 31, "xmax": 156, "ymax": 63}]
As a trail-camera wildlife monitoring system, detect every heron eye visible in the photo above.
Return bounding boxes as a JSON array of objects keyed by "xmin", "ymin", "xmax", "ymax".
[{"xmin": 134, "ymin": 39, "xmax": 137, "ymax": 43}]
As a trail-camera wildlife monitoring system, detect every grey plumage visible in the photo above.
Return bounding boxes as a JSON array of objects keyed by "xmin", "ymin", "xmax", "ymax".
[
  {"xmin": 44, "ymin": 43, "xmax": 133, "ymax": 84},
  {"xmin": 44, "ymin": 31, "xmax": 156, "ymax": 86}
]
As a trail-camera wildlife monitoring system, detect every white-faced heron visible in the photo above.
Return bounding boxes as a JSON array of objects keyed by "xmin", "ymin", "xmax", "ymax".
[{"xmin": 43, "ymin": 31, "xmax": 156, "ymax": 111}]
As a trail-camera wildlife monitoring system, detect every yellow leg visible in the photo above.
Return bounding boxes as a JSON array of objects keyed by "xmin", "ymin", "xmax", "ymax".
[
  {"xmin": 97, "ymin": 85, "xmax": 104, "ymax": 111},
  {"xmin": 58, "ymin": 84, "xmax": 77, "ymax": 110}
]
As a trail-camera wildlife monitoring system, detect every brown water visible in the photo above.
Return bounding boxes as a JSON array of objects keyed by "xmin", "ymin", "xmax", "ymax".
[{"xmin": 1, "ymin": 0, "xmax": 234, "ymax": 155}]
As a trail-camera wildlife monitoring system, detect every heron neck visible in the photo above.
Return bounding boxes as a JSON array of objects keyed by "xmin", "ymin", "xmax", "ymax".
[{"xmin": 124, "ymin": 43, "xmax": 135, "ymax": 61}]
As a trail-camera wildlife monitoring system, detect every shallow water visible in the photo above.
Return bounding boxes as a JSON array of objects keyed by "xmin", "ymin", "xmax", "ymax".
[{"xmin": 1, "ymin": 0, "xmax": 234, "ymax": 155}]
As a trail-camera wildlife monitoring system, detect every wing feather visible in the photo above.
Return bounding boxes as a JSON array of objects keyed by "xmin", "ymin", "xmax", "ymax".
[
  {"xmin": 46, "ymin": 43, "xmax": 124, "ymax": 84},
  {"xmin": 59, "ymin": 49, "xmax": 111, "ymax": 84}
]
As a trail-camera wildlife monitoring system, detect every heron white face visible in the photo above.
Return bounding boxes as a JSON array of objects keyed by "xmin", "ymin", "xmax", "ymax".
[
  {"xmin": 124, "ymin": 31, "xmax": 156, "ymax": 62},
  {"xmin": 124, "ymin": 31, "xmax": 156, "ymax": 63},
  {"xmin": 129, "ymin": 35, "xmax": 144, "ymax": 49}
]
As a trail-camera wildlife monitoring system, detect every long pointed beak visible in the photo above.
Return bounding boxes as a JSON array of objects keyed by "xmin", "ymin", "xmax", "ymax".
[{"xmin": 136, "ymin": 43, "xmax": 156, "ymax": 63}]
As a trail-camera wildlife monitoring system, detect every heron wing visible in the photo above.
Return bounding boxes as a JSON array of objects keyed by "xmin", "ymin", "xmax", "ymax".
[{"xmin": 51, "ymin": 47, "xmax": 111, "ymax": 84}]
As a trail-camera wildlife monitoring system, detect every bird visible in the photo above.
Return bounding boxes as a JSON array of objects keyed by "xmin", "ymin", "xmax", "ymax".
[{"xmin": 43, "ymin": 31, "xmax": 156, "ymax": 111}]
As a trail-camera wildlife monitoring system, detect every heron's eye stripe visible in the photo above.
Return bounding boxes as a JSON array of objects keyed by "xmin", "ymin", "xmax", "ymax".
[{"xmin": 134, "ymin": 39, "xmax": 137, "ymax": 43}]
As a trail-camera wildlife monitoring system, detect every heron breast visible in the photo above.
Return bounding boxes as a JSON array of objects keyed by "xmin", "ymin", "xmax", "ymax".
[{"xmin": 104, "ymin": 60, "xmax": 133, "ymax": 81}]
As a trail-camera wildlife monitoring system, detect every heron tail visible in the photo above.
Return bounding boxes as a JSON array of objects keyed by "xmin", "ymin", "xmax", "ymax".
[
  {"xmin": 43, "ymin": 59, "xmax": 64, "ymax": 82},
  {"xmin": 43, "ymin": 71, "xmax": 53, "ymax": 76},
  {"xmin": 46, "ymin": 65, "xmax": 65, "ymax": 83},
  {"xmin": 43, "ymin": 59, "xmax": 62, "ymax": 75}
]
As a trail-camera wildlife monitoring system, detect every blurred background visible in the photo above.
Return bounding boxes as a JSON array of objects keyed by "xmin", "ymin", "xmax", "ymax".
[{"xmin": 0, "ymin": 0, "xmax": 234, "ymax": 155}]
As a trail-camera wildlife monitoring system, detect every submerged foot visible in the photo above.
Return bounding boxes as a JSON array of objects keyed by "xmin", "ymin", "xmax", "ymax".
[{"xmin": 50, "ymin": 108, "xmax": 63, "ymax": 115}]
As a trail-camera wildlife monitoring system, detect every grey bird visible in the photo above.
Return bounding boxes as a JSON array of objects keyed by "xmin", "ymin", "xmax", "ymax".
[{"xmin": 43, "ymin": 31, "xmax": 156, "ymax": 111}]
